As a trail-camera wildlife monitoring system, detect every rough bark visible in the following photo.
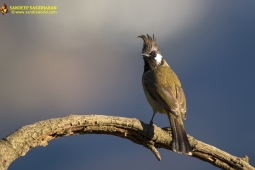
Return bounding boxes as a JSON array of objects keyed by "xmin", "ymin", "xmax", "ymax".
[{"xmin": 0, "ymin": 115, "xmax": 254, "ymax": 170}]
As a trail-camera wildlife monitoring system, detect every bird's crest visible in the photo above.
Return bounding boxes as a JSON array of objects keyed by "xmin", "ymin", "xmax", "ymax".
[{"xmin": 138, "ymin": 34, "xmax": 160, "ymax": 54}]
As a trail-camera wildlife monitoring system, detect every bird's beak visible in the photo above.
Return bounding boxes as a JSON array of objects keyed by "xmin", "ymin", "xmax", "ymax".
[{"xmin": 141, "ymin": 53, "xmax": 149, "ymax": 57}]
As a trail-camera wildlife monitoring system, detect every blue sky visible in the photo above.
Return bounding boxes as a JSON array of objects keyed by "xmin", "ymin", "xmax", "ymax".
[{"xmin": 1, "ymin": 1, "xmax": 255, "ymax": 169}]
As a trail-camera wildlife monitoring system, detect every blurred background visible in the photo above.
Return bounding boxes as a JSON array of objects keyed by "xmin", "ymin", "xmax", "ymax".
[{"xmin": 1, "ymin": 0, "xmax": 255, "ymax": 169}]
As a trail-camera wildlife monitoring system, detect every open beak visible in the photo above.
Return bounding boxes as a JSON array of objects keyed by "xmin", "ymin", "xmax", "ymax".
[{"xmin": 141, "ymin": 53, "xmax": 149, "ymax": 57}]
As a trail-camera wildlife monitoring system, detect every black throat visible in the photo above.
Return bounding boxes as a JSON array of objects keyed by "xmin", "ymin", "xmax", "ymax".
[{"xmin": 143, "ymin": 58, "xmax": 163, "ymax": 73}]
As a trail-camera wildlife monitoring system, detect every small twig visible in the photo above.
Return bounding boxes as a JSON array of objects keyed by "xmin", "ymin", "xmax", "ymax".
[{"xmin": 147, "ymin": 141, "xmax": 161, "ymax": 161}]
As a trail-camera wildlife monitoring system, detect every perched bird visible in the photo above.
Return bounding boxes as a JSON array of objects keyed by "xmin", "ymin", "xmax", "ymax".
[{"xmin": 138, "ymin": 34, "xmax": 192, "ymax": 155}]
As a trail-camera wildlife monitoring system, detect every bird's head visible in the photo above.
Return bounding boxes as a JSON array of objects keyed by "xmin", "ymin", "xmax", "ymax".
[{"xmin": 138, "ymin": 34, "xmax": 164, "ymax": 72}]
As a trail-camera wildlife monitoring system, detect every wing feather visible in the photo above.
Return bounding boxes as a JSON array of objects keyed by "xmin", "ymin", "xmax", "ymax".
[{"xmin": 143, "ymin": 64, "xmax": 187, "ymax": 119}]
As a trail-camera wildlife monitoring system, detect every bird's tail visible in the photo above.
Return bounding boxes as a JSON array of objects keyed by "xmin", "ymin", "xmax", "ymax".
[{"xmin": 169, "ymin": 114, "xmax": 192, "ymax": 155}]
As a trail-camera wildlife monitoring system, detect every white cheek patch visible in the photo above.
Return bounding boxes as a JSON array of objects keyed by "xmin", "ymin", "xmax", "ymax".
[{"xmin": 155, "ymin": 53, "xmax": 163, "ymax": 63}]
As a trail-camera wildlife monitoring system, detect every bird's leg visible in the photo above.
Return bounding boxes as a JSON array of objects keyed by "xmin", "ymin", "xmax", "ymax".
[{"xmin": 150, "ymin": 112, "xmax": 156, "ymax": 125}]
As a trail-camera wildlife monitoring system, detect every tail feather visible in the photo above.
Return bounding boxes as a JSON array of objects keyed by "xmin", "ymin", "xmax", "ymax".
[{"xmin": 169, "ymin": 114, "xmax": 192, "ymax": 155}]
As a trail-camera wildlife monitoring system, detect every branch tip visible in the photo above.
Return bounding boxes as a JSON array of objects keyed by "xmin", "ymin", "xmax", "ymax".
[{"xmin": 148, "ymin": 144, "xmax": 161, "ymax": 161}]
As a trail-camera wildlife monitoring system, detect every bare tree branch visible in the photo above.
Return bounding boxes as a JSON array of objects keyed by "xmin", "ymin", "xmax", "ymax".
[{"xmin": 0, "ymin": 115, "xmax": 254, "ymax": 170}]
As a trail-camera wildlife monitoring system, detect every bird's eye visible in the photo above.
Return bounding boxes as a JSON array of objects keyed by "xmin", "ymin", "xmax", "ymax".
[{"xmin": 149, "ymin": 51, "xmax": 156, "ymax": 57}]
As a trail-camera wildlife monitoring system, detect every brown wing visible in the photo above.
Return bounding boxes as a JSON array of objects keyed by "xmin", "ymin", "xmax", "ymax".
[
  {"xmin": 143, "ymin": 79, "xmax": 180, "ymax": 117},
  {"xmin": 176, "ymin": 85, "xmax": 187, "ymax": 119},
  {"xmin": 143, "ymin": 64, "xmax": 187, "ymax": 119}
]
